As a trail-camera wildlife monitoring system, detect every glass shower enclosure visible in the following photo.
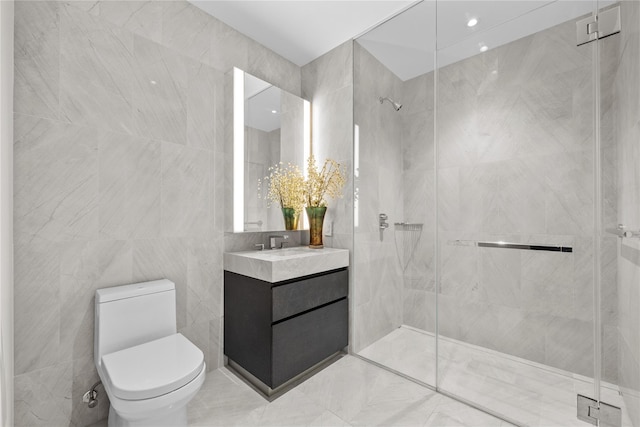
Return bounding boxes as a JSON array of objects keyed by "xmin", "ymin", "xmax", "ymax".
[{"xmin": 352, "ymin": 1, "xmax": 639, "ymax": 426}]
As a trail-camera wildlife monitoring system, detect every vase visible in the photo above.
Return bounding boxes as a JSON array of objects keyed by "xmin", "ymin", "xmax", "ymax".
[
  {"xmin": 281, "ymin": 208, "xmax": 299, "ymax": 231},
  {"xmin": 306, "ymin": 206, "xmax": 327, "ymax": 249}
]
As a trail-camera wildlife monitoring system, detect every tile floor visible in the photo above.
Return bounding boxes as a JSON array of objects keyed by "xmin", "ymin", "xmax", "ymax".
[
  {"xmin": 90, "ymin": 326, "xmax": 634, "ymax": 426},
  {"xmin": 91, "ymin": 355, "xmax": 512, "ymax": 426},
  {"xmin": 358, "ymin": 326, "xmax": 633, "ymax": 427},
  {"xmin": 188, "ymin": 356, "xmax": 511, "ymax": 426}
]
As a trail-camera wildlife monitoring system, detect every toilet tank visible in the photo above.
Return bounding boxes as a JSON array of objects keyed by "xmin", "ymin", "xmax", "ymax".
[{"xmin": 94, "ymin": 279, "xmax": 177, "ymax": 368}]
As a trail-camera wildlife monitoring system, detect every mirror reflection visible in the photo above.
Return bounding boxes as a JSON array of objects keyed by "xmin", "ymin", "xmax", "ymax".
[{"xmin": 241, "ymin": 71, "xmax": 308, "ymax": 232}]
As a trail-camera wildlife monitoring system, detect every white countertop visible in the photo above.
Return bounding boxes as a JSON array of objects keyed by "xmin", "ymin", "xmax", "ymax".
[{"xmin": 224, "ymin": 246, "xmax": 349, "ymax": 282}]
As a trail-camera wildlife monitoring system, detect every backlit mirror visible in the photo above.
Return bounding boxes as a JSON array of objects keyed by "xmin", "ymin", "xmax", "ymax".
[{"xmin": 233, "ymin": 68, "xmax": 310, "ymax": 232}]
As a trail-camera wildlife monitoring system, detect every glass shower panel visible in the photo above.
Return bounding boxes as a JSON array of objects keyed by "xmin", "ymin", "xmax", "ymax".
[
  {"xmin": 435, "ymin": 1, "xmax": 600, "ymax": 425},
  {"xmin": 352, "ymin": 1, "xmax": 437, "ymax": 386},
  {"xmin": 599, "ymin": 1, "xmax": 638, "ymax": 425}
]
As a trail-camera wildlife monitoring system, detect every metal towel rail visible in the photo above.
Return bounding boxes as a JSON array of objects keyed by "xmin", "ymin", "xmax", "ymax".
[{"xmin": 449, "ymin": 240, "xmax": 573, "ymax": 253}]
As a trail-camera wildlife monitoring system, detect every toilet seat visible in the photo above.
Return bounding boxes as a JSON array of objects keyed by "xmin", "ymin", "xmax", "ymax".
[{"xmin": 101, "ymin": 333, "xmax": 204, "ymax": 401}]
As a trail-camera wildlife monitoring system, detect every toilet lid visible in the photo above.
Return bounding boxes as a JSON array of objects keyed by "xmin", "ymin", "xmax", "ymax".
[{"xmin": 101, "ymin": 333, "xmax": 204, "ymax": 400}]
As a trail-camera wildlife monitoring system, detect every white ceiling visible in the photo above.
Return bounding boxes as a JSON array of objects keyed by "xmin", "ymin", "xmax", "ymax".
[
  {"xmin": 244, "ymin": 73, "xmax": 281, "ymax": 132},
  {"xmin": 358, "ymin": 0, "xmax": 613, "ymax": 81},
  {"xmin": 190, "ymin": 0, "xmax": 416, "ymax": 66},
  {"xmin": 191, "ymin": 0, "xmax": 614, "ymax": 82}
]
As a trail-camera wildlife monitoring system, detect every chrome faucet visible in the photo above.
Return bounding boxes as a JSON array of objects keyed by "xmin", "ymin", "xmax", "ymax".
[{"xmin": 268, "ymin": 235, "xmax": 289, "ymax": 249}]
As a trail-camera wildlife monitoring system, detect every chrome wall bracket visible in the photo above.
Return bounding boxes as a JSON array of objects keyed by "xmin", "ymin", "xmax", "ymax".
[
  {"xmin": 606, "ymin": 223, "xmax": 640, "ymax": 239},
  {"xmin": 379, "ymin": 213, "xmax": 389, "ymax": 241},
  {"xmin": 577, "ymin": 394, "xmax": 621, "ymax": 427},
  {"xmin": 577, "ymin": 5, "xmax": 621, "ymax": 46}
]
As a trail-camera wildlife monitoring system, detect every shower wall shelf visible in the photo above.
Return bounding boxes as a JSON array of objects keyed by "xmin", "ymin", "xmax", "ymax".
[
  {"xmin": 394, "ymin": 222, "xmax": 423, "ymax": 231},
  {"xmin": 449, "ymin": 240, "xmax": 573, "ymax": 253},
  {"xmin": 394, "ymin": 222, "xmax": 423, "ymax": 271}
]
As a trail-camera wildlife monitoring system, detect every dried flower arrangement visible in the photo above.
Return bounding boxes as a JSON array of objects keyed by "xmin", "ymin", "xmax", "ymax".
[
  {"xmin": 261, "ymin": 162, "xmax": 306, "ymax": 217},
  {"xmin": 305, "ymin": 154, "xmax": 347, "ymax": 207}
]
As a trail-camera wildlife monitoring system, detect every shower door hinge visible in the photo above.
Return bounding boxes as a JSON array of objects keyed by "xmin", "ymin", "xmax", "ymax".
[
  {"xmin": 577, "ymin": 394, "xmax": 622, "ymax": 427},
  {"xmin": 577, "ymin": 5, "xmax": 621, "ymax": 46}
]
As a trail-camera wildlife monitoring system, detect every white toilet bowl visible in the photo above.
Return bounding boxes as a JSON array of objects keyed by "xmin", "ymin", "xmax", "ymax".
[{"xmin": 94, "ymin": 280, "xmax": 206, "ymax": 427}]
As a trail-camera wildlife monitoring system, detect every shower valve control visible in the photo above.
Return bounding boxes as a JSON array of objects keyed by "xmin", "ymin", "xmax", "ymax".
[{"xmin": 379, "ymin": 214, "xmax": 389, "ymax": 230}]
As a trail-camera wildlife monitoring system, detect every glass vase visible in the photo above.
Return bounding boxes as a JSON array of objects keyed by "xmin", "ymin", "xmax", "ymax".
[
  {"xmin": 281, "ymin": 208, "xmax": 299, "ymax": 231},
  {"xmin": 306, "ymin": 206, "xmax": 327, "ymax": 249}
]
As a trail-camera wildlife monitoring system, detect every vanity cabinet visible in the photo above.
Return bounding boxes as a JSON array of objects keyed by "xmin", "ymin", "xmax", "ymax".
[{"xmin": 224, "ymin": 267, "xmax": 348, "ymax": 391}]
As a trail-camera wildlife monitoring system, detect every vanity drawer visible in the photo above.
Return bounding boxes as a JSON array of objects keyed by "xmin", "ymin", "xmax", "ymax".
[
  {"xmin": 272, "ymin": 268, "xmax": 348, "ymax": 322},
  {"xmin": 272, "ymin": 298, "xmax": 348, "ymax": 387}
]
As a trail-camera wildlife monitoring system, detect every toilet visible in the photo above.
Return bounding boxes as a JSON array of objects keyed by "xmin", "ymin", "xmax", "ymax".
[{"xmin": 94, "ymin": 279, "xmax": 206, "ymax": 427}]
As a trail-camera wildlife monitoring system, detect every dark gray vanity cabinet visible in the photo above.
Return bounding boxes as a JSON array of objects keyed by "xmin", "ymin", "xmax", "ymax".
[{"xmin": 224, "ymin": 268, "xmax": 348, "ymax": 390}]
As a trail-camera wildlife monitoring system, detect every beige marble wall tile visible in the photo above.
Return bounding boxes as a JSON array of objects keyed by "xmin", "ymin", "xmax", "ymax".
[
  {"xmin": 187, "ymin": 238, "xmax": 222, "ymax": 326},
  {"xmin": 132, "ymin": 36, "xmax": 189, "ymax": 145},
  {"xmin": 14, "ymin": 362, "xmax": 73, "ymax": 426},
  {"xmin": 543, "ymin": 149, "xmax": 594, "ymax": 236},
  {"xmin": 132, "ymin": 238, "xmax": 188, "ymax": 330},
  {"xmin": 212, "ymin": 154, "xmax": 225, "ymax": 235},
  {"xmin": 302, "ymin": 41, "xmax": 352, "ymax": 100},
  {"xmin": 14, "ymin": 115, "xmax": 99, "ymax": 242},
  {"xmin": 519, "ymin": 20, "xmax": 591, "ymax": 87},
  {"xmin": 14, "ymin": 1, "xmax": 59, "ymax": 120},
  {"xmin": 210, "ymin": 17, "xmax": 249, "ymax": 73},
  {"xmin": 59, "ymin": 240, "xmax": 133, "ymax": 362},
  {"xmin": 60, "ymin": 4, "xmax": 133, "ymax": 99},
  {"xmin": 402, "ymin": 110, "xmax": 434, "ymax": 172},
  {"xmin": 162, "ymin": 2, "xmax": 212, "ymax": 65},
  {"xmin": 59, "ymin": 4, "xmax": 135, "ymax": 135},
  {"xmin": 520, "ymin": 251, "xmax": 573, "ymax": 318},
  {"xmin": 403, "ymin": 289, "xmax": 434, "ymax": 332},
  {"xmin": 247, "ymin": 39, "xmax": 301, "ymax": 98},
  {"xmin": 97, "ymin": 133, "xmax": 161, "ymax": 240},
  {"xmin": 208, "ymin": 317, "xmax": 224, "ymax": 371},
  {"xmin": 187, "ymin": 63, "xmax": 217, "ymax": 151},
  {"xmin": 544, "ymin": 316, "xmax": 593, "ymax": 377},
  {"xmin": 13, "ymin": 234, "xmax": 60, "ymax": 375},
  {"xmin": 75, "ymin": 1, "xmax": 163, "ymax": 44},
  {"xmin": 161, "ymin": 142, "xmax": 211, "ymax": 238},
  {"xmin": 436, "ymin": 101, "xmax": 478, "ymax": 168},
  {"xmin": 498, "ymin": 158, "xmax": 547, "ymax": 234},
  {"xmin": 402, "ymin": 73, "xmax": 434, "ymax": 114},
  {"xmin": 439, "ymin": 235, "xmax": 480, "ymax": 300}
]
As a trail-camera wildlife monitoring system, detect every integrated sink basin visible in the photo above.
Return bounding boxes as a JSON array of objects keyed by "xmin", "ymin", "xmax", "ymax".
[{"xmin": 224, "ymin": 246, "xmax": 349, "ymax": 283}]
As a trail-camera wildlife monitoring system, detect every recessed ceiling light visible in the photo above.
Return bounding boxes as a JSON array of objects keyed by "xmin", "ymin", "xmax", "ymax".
[
  {"xmin": 467, "ymin": 18, "xmax": 478, "ymax": 27},
  {"xmin": 271, "ymin": 110, "xmax": 277, "ymax": 114},
  {"xmin": 150, "ymin": 80, "xmax": 157, "ymax": 85},
  {"xmin": 480, "ymin": 44, "xmax": 488, "ymax": 52}
]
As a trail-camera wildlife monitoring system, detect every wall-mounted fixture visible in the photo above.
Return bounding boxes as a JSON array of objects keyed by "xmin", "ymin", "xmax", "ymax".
[
  {"xmin": 576, "ymin": 5, "xmax": 621, "ymax": 46},
  {"xmin": 379, "ymin": 213, "xmax": 389, "ymax": 241},
  {"xmin": 82, "ymin": 381, "xmax": 102, "ymax": 409},
  {"xmin": 606, "ymin": 223, "xmax": 640, "ymax": 239},
  {"xmin": 378, "ymin": 96, "xmax": 402, "ymax": 111}
]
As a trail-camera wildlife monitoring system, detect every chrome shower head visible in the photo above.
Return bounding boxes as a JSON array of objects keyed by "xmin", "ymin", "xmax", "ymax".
[{"xmin": 379, "ymin": 96, "xmax": 402, "ymax": 111}]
